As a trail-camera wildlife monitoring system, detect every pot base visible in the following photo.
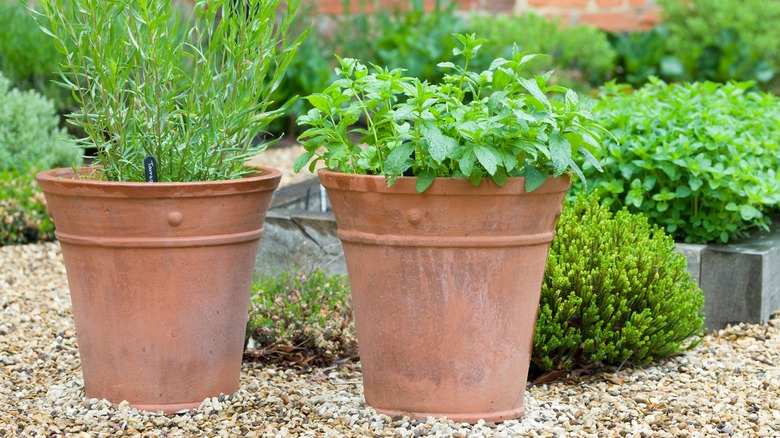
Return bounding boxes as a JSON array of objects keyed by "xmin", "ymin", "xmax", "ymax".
[
  {"xmin": 127, "ymin": 401, "xmax": 203, "ymax": 414},
  {"xmin": 372, "ymin": 406, "xmax": 525, "ymax": 424}
]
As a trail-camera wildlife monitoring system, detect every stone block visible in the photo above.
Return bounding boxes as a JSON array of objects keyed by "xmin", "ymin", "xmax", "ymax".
[
  {"xmin": 256, "ymin": 210, "xmax": 346, "ymax": 278},
  {"xmin": 674, "ymin": 243, "xmax": 705, "ymax": 287},
  {"xmin": 699, "ymin": 230, "xmax": 780, "ymax": 331}
]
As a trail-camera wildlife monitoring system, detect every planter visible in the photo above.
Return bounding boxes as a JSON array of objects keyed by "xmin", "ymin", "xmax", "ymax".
[
  {"xmin": 36, "ymin": 166, "xmax": 281, "ymax": 413},
  {"xmin": 319, "ymin": 169, "xmax": 570, "ymax": 423}
]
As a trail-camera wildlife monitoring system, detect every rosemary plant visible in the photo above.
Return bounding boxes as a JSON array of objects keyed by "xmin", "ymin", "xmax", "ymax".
[{"xmin": 33, "ymin": 0, "xmax": 307, "ymax": 182}]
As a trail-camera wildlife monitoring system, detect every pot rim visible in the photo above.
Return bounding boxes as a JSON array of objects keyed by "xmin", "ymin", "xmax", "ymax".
[
  {"xmin": 317, "ymin": 168, "xmax": 571, "ymax": 196},
  {"xmin": 36, "ymin": 166, "xmax": 282, "ymax": 198}
]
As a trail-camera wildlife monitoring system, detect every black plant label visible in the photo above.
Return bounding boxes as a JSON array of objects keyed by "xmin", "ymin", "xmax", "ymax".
[{"xmin": 144, "ymin": 156, "xmax": 158, "ymax": 182}]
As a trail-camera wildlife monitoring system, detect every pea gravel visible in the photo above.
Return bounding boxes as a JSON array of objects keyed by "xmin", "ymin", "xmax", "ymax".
[{"xmin": 2, "ymin": 148, "xmax": 780, "ymax": 436}]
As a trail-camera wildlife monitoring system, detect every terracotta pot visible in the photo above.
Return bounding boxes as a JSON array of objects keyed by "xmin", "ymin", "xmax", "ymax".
[
  {"xmin": 36, "ymin": 167, "xmax": 281, "ymax": 413},
  {"xmin": 318, "ymin": 169, "xmax": 570, "ymax": 424}
]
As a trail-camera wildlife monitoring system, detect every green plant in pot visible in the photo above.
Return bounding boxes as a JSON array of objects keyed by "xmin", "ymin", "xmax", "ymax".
[
  {"xmin": 294, "ymin": 33, "xmax": 612, "ymax": 423},
  {"xmin": 32, "ymin": 0, "xmax": 305, "ymax": 413}
]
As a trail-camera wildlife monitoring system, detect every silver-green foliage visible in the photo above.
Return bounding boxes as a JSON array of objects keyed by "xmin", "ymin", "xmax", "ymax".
[
  {"xmin": 585, "ymin": 79, "xmax": 780, "ymax": 244},
  {"xmin": 33, "ymin": 0, "xmax": 306, "ymax": 182},
  {"xmin": 534, "ymin": 194, "xmax": 705, "ymax": 373},
  {"xmin": 295, "ymin": 34, "xmax": 610, "ymax": 193},
  {"xmin": 0, "ymin": 71, "xmax": 79, "ymax": 172}
]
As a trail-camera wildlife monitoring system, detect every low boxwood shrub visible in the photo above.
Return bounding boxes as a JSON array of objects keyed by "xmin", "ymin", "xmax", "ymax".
[
  {"xmin": 0, "ymin": 71, "xmax": 80, "ymax": 173},
  {"xmin": 468, "ymin": 13, "xmax": 616, "ymax": 90},
  {"xmin": 585, "ymin": 79, "xmax": 780, "ymax": 243},
  {"xmin": 534, "ymin": 194, "xmax": 705, "ymax": 374},
  {"xmin": 0, "ymin": 169, "xmax": 55, "ymax": 245},
  {"xmin": 246, "ymin": 267, "xmax": 356, "ymax": 365}
]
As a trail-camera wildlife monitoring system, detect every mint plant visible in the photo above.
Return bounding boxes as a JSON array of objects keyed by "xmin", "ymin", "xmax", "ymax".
[
  {"xmin": 585, "ymin": 79, "xmax": 780, "ymax": 243},
  {"xmin": 294, "ymin": 33, "xmax": 611, "ymax": 193},
  {"xmin": 33, "ymin": 0, "xmax": 306, "ymax": 182}
]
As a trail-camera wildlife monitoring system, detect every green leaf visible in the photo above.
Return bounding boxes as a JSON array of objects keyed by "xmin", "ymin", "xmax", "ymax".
[
  {"xmin": 385, "ymin": 142, "xmax": 416, "ymax": 174},
  {"xmin": 524, "ymin": 164, "xmax": 547, "ymax": 192},
  {"xmin": 306, "ymin": 94, "xmax": 330, "ymax": 114},
  {"xmin": 459, "ymin": 149, "xmax": 476, "ymax": 177},
  {"xmin": 293, "ymin": 152, "xmax": 315, "ymax": 173},
  {"xmin": 518, "ymin": 76, "xmax": 550, "ymax": 110},
  {"xmin": 549, "ymin": 131, "xmax": 571, "ymax": 176},
  {"xmin": 416, "ymin": 168, "xmax": 436, "ymax": 193},
  {"xmin": 421, "ymin": 121, "xmax": 458, "ymax": 164},
  {"xmin": 474, "ymin": 145, "xmax": 499, "ymax": 175},
  {"xmin": 738, "ymin": 205, "xmax": 761, "ymax": 221}
]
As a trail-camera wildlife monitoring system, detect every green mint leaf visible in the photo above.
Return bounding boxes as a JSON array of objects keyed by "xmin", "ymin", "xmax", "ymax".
[
  {"xmin": 385, "ymin": 142, "xmax": 416, "ymax": 175},
  {"xmin": 474, "ymin": 145, "xmax": 499, "ymax": 175},
  {"xmin": 524, "ymin": 164, "xmax": 547, "ymax": 192},
  {"xmin": 416, "ymin": 168, "xmax": 436, "ymax": 193},
  {"xmin": 293, "ymin": 152, "xmax": 315, "ymax": 173},
  {"xmin": 306, "ymin": 94, "xmax": 330, "ymax": 114},
  {"xmin": 421, "ymin": 121, "xmax": 458, "ymax": 164},
  {"xmin": 550, "ymin": 131, "xmax": 572, "ymax": 176},
  {"xmin": 459, "ymin": 149, "xmax": 476, "ymax": 176},
  {"xmin": 519, "ymin": 76, "xmax": 550, "ymax": 110}
]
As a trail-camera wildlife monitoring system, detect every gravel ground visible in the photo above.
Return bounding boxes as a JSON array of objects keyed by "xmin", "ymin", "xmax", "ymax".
[
  {"xmin": 3, "ymin": 244, "xmax": 780, "ymax": 437},
  {"xmin": 2, "ymin": 146, "xmax": 780, "ymax": 436}
]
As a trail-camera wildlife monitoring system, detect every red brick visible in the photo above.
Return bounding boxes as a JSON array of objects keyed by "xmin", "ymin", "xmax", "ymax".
[
  {"xmin": 318, "ymin": 0, "xmax": 472, "ymax": 15},
  {"xmin": 628, "ymin": 0, "xmax": 647, "ymax": 6},
  {"xmin": 528, "ymin": 0, "xmax": 588, "ymax": 7},
  {"xmin": 579, "ymin": 11, "xmax": 640, "ymax": 32},
  {"xmin": 482, "ymin": 0, "xmax": 516, "ymax": 12},
  {"xmin": 637, "ymin": 9, "xmax": 660, "ymax": 30},
  {"xmin": 595, "ymin": 0, "xmax": 624, "ymax": 6}
]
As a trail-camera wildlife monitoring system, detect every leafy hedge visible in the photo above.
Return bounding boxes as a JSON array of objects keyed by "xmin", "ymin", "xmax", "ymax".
[
  {"xmin": 585, "ymin": 79, "xmax": 780, "ymax": 243},
  {"xmin": 534, "ymin": 194, "xmax": 705, "ymax": 373}
]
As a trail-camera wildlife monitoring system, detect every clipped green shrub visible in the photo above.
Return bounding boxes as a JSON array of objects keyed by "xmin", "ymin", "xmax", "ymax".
[
  {"xmin": 0, "ymin": 0, "xmax": 71, "ymax": 109},
  {"xmin": 658, "ymin": 0, "xmax": 779, "ymax": 89},
  {"xmin": 585, "ymin": 79, "xmax": 780, "ymax": 243},
  {"xmin": 469, "ymin": 13, "xmax": 616, "ymax": 90},
  {"xmin": 0, "ymin": 71, "xmax": 80, "ymax": 172},
  {"xmin": 246, "ymin": 267, "xmax": 356, "ymax": 365},
  {"xmin": 0, "ymin": 169, "xmax": 55, "ymax": 245},
  {"xmin": 533, "ymin": 194, "xmax": 705, "ymax": 374}
]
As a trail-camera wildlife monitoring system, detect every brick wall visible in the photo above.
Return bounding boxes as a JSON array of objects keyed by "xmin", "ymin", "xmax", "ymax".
[{"xmin": 316, "ymin": 0, "xmax": 660, "ymax": 32}]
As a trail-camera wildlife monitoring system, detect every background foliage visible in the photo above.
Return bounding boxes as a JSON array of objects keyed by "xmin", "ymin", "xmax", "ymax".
[
  {"xmin": 0, "ymin": 72, "xmax": 78, "ymax": 174},
  {"xmin": 469, "ymin": 13, "xmax": 616, "ymax": 90},
  {"xmin": 585, "ymin": 79, "xmax": 780, "ymax": 243},
  {"xmin": 0, "ymin": 72, "xmax": 79, "ymax": 246},
  {"xmin": 0, "ymin": 170, "xmax": 56, "ymax": 246},
  {"xmin": 0, "ymin": 0, "xmax": 71, "ymax": 111}
]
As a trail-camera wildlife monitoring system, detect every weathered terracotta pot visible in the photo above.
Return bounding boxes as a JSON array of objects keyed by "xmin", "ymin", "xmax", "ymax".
[
  {"xmin": 319, "ymin": 169, "xmax": 570, "ymax": 424},
  {"xmin": 36, "ymin": 167, "xmax": 281, "ymax": 413}
]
